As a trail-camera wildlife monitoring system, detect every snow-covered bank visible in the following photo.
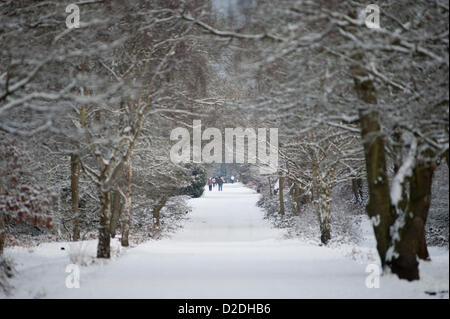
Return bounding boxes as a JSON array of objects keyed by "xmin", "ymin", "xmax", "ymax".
[{"xmin": 2, "ymin": 183, "xmax": 448, "ymax": 299}]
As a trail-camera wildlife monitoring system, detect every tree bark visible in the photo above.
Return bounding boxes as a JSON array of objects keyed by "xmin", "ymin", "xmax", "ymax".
[
  {"xmin": 71, "ymin": 154, "xmax": 81, "ymax": 241},
  {"xmin": 389, "ymin": 217, "xmax": 421, "ymax": 280},
  {"xmin": 278, "ymin": 172, "xmax": 285, "ymax": 216},
  {"xmin": 351, "ymin": 178, "xmax": 363, "ymax": 204},
  {"xmin": 319, "ymin": 179, "xmax": 331, "ymax": 245},
  {"xmin": 153, "ymin": 195, "xmax": 168, "ymax": 229},
  {"xmin": 121, "ymin": 158, "xmax": 132, "ymax": 247},
  {"xmin": 312, "ymin": 160, "xmax": 320, "ymax": 220},
  {"xmin": 110, "ymin": 189, "xmax": 122, "ymax": 238},
  {"xmin": 389, "ymin": 142, "xmax": 436, "ymax": 280},
  {"xmin": 293, "ymin": 183, "xmax": 302, "ymax": 215},
  {"xmin": 71, "ymin": 101, "xmax": 86, "ymax": 242},
  {"xmin": 409, "ymin": 161, "xmax": 435, "ymax": 260},
  {"xmin": 97, "ymin": 191, "xmax": 111, "ymax": 258},
  {"xmin": 352, "ymin": 54, "xmax": 396, "ymax": 270},
  {"xmin": 358, "ymin": 109, "xmax": 395, "ymax": 269}
]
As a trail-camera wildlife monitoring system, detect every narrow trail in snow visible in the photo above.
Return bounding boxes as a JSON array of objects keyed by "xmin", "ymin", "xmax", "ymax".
[{"xmin": 5, "ymin": 183, "xmax": 449, "ymax": 299}]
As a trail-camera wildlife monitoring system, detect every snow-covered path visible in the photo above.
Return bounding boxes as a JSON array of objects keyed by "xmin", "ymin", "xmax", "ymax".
[{"xmin": 3, "ymin": 183, "xmax": 449, "ymax": 299}]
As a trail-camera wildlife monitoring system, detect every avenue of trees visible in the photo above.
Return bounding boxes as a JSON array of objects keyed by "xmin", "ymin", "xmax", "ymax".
[{"xmin": 0, "ymin": 0, "xmax": 448, "ymax": 282}]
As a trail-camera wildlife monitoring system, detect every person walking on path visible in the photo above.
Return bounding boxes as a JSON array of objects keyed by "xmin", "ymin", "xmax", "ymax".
[
  {"xmin": 217, "ymin": 176, "xmax": 224, "ymax": 191},
  {"xmin": 231, "ymin": 175, "xmax": 235, "ymax": 184},
  {"xmin": 207, "ymin": 178, "xmax": 213, "ymax": 191}
]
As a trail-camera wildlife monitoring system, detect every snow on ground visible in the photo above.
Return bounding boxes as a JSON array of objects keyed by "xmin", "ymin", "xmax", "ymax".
[{"xmin": 2, "ymin": 183, "xmax": 449, "ymax": 299}]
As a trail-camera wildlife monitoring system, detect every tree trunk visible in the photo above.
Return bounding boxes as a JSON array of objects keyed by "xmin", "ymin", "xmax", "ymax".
[
  {"xmin": 351, "ymin": 53, "xmax": 396, "ymax": 269},
  {"xmin": 71, "ymin": 154, "xmax": 81, "ymax": 241},
  {"xmin": 293, "ymin": 183, "xmax": 302, "ymax": 215},
  {"xmin": 409, "ymin": 162, "xmax": 435, "ymax": 260},
  {"xmin": 286, "ymin": 162, "xmax": 293, "ymax": 196},
  {"xmin": 351, "ymin": 178, "xmax": 363, "ymax": 204},
  {"xmin": 358, "ymin": 109, "xmax": 395, "ymax": 269},
  {"xmin": 153, "ymin": 195, "xmax": 168, "ymax": 229},
  {"xmin": 389, "ymin": 215, "xmax": 421, "ymax": 281},
  {"xmin": 319, "ymin": 180, "xmax": 331, "ymax": 245},
  {"xmin": 392, "ymin": 128, "xmax": 410, "ymax": 213},
  {"xmin": 312, "ymin": 161, "xmax": 320, "ymax": 218},
  {"xmin": 411, "ymin": 160, "xmax": 435, "ymax": 261},
  {"xmin": 278, "ymin": 172, "xmax": 285, "ymax": 216},
  {"xmin": 389, "ymin": 142, "xmax": 437, "ymax": 280},
  {"xmin": 71, "ymin": 101, "xmax": 86, "ymax": 242},
  {"xmin": 0, "ymin": 212, "xmax": 5, "ymax": 256},
  {"xmin": 268, "ymin": 177, "xmax": 273, "ymax": 196},
  {"xmin": 121, "ymin": 158, "xmax": 132, "ymax": 247},
  {"xmin": 97, "ymin": 191, "xmax": 111, "ymax": 258},
  {"xmin": 110, "ymin": 189, "xmax": 122, "ymax": 239}
]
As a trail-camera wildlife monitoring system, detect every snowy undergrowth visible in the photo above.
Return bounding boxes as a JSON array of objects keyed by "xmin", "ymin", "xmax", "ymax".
[
  {"xmin": 0, "ymin": 238, "xmax": 125, "ymax": 298},
  {"xmin": 129, "ymin": 195, "xmax": 192, "ymax": 245},
  {"xmin": 4, "ymin": 195, "xmax": 192, "ymax": 251},
  {"xmin": 257, "ymin": 172, "xmax": 449, "ymax": 266},
  {"xmin": 257, "ymin": 187, "xmax": 366, "ymax": 247},
  {"xmin": 256, "ymin": 182, "xmax": 382, "ymax": 266},
  {"xmin": 427, "ymin": 164, "xmax": 449, "ymax": 248},
  {"xmin": 0, "ymin": 257, "xmax": 15, "ymax": 296},
  {"xmin": 0, "ymin": 196, "xmax": 192, "ymax": 297},
  {"xmin": 68, "ymin": 240, "xmax": 122, "ymax": 266}
]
